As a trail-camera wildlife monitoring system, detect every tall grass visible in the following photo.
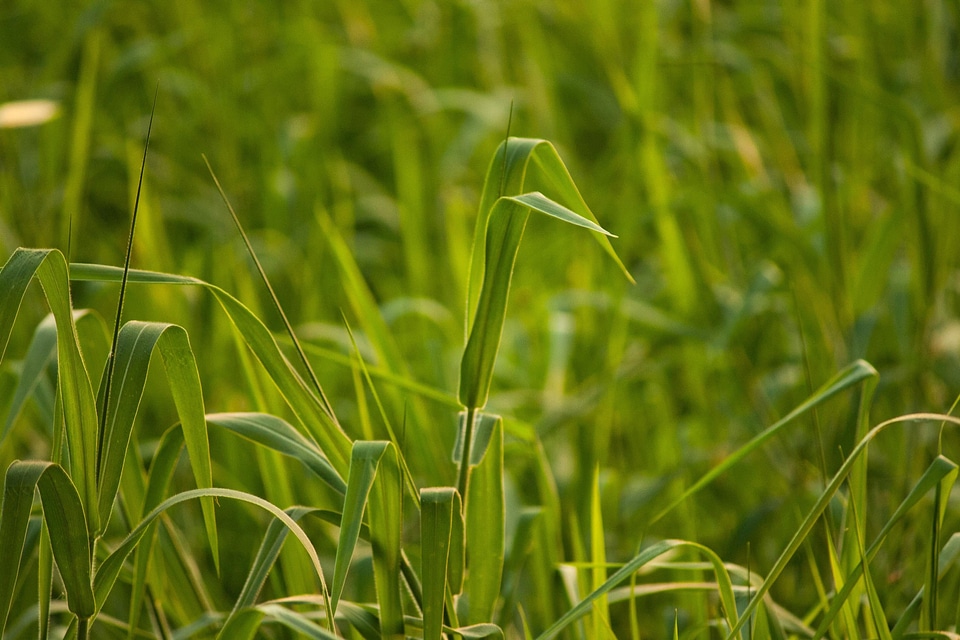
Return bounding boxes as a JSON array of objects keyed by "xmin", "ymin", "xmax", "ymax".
[{"xmin": 2, "ymin": 0, "xmax": 960, "ymax": 637}]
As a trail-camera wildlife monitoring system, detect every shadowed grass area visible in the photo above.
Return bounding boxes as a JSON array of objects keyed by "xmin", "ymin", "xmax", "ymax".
[{"xmin": 2, "ymin": 1, "xmax": 960, "ymax": 638}]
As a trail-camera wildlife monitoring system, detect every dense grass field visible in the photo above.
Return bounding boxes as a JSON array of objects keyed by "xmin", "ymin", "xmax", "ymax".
[{"xmin": 2, "ymin": 1, "xmax": 960, "ymax": 638}]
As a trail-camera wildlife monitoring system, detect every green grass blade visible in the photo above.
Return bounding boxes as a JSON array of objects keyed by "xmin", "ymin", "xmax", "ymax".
[
  {"xmin": 536, "ymin": 539, "xmax": 739, "ymax": 640},
  {"xmin": 256, "ymin": 603, "xmax": 341, "ymax": 639},
  {"xmin": 95, "ymin": 321, "xmax": 218, "ymax": 570},
  {"xmin": 69, "ymin": 262, "xmax": 353, "ymax": 476},
  {"xmin": 421, "ymin": 487, "xmax": 460, "ymax": 640},
  {"xmin": 651, "ymin": 359, "xmax": 879, "ymax": 524},
  {"xmin": 331, "ymin": 441, "xmax": 387, "ymax": 616},
  {"xmin": 588, "ymin": 466, "xmax": 610, "ymax": 639},
  {"xmin": 460, "ymin": 191, "xmax": 623, "ymax": 411},
  {"xmin": 215, "ymin": 608, "xmax": 265, "ymax": 640},
  {"xmin": 365, "ymin": 441, "xmax": 404, "ymax": 638},
  {"xmin": 727, "ymin": 414, "xmax": 960, "ymax": 640},
  {"xmin": 0, "ymin": 248, "xmax": 100, "ymax": 535},
  {"xmin": 463, "ymin": 413, "xmax": 504, "ymax": 625},
  {"xmin": 0, "ymin": 461, "xmax": 94, "ymax": 632},
  {"xmin": 2, "ymin": 313, "xmax": 56, "ymax": 442},
  {"xmin": 813, "ymin": 455, "xmax": 958, "ymax": 638},
  {"xmin": 206, "ymin": 412, "xmax": 345, "ymax": 494},
  {"xmin": 93, "ymin": 487, "xmax": 331, "ymax": 626}
]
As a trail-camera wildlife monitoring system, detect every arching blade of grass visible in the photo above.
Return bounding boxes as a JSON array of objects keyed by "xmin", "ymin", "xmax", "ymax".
[
  {"xmin": 459, "ymin": 193, "xmax": 615, "ymax": 411},
  {"xmin": 0, "ymin": 461, "xmax": 94, "ymax": 634},
  {"xmin": 466, "ymin": 137, "xmax": 633, "ymax": 334},
  {"xmin": 421, "ymin": 487, "xmax": 463, "ymax": 640},
  {"xmin": 206, "ymin": 412, "xmax": 345, "ymax": 494},
  {"xmin": 69, "ymin": 262, "xmax": 353, "ymax": 476},
  {"xmin": 812, "ymin": 455, "xmax": 958, "ymax": 638},
  {"xmin": 650, "ymin": 359, "xmax": 879, "ymax": 525},
  {"xmin": 0, "ymin": 248, "xmax": 100, "ymax": 535},
  {"xmin": 93, "ymin": 487, "xmax": 333, "ymax": 630},
  {"xmin": 536, "ymin": 539, "xmax": 740, "ymax": 640},
  {"xmin": 96, "ymin": 320, "xmax": 217, "ymax": 568},
  {"xmin": 462, "ymin": 413, "xmax": 503, "ymax": 625},
  {"xmin": 727, "ymin": 414, "xmax": 960, "ymax": 640}
]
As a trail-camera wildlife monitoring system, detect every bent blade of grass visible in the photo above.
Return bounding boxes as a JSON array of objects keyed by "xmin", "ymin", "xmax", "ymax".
[
  {"xmin": 0, "ymin": 461, "xmax": 94, "ymax": 632},
  {"xmin": 207, "ymin": 412, "xmax": 345, "ymax": 494},
  {"xmin": 463, "ymin": 413, "xmax": 503, "ymax": 625},
  {"xmin": 93, "ymin": 487, "xmax": 333, "ymax": 629},
  {"xmin": 536, "ymin": 539, "xmax": 739, "ymax": 640},
  {"xmin": 0, "ymin": 248, "xmax": 100, "ymax": 534},
  {"xmin": 96, "ymin": 320, "xmax": 217, "ymax": 569},
  {"xmin": 651, "ymin": 359, "xmax": 879, "ymax": 525},
  {"xmin": 812, "ymin": 455, "xmax": 958, "ymax": 638},
  {"xmin": 726, "ymin": 414, "xmax": 960, "ymax": 640},
  {"xmin": 421, "ymin": 487, "xmax": 461, "ymax": 640},
  {"xmin": 466, "ymin": 138, "xmax": 632, "ymax": 333},
  {"xmin": 69, "ymin": 262, "xmax": 353, "ymax": 476}
]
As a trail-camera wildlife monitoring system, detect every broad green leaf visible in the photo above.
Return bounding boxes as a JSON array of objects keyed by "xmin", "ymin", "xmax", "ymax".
[
  {"xmin": 463, "ymin": 414, "xmax": 504, "ymax": 625},
  {"xmin": 69, "ymin": 262, "xmax": 353, "ymax": 476},
  {"xmin": 651, "ymin": 359, "xmax": 879, "ymax": 524},
  {"xmin": 459, "ymin": 191, "xmax": 619, "ymax": 410},
  {"xmin": 466, "ymin": 137, "xmax": 632, "ymax": 335},
  {"xmin": 206, "ymin": 412, "xmax": 346, "ymax": 494},
  {"xmin": 452, "ymin": 410, "xmax": 498, "ymax": 466},
  {"xmin": 96, "ymin": 321, "xmax": 218, "ymax": 568},
  {"xmin": 0, "ymin": 461, "xmax": 93, "ymax": 632},
  {"xmin": 421, "ymin": 487, "xmax": 462, "ymax": 640},
  {"xmin": 0, "ymin": 249, "xmax": 100, "ymax": 534}
]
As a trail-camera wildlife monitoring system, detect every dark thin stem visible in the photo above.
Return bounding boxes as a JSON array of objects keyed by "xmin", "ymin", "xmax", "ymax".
[
  {"xmin": 97, "ymin": 82, "xmax": 159, "ymax": 482},
  {"xmin": 202, "ymin": 155, "xmax": 337, "ymax": 423}
]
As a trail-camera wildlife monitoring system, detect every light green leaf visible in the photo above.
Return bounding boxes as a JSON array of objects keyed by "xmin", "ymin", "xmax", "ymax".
[
  {"xmin": 462, "ymin": 414, "xmax": 504, "ymax": 625},
  {"xmin": 206, "ymin": 412, "xmax": 345, "ymax": 494},
  {"xmin": 421, "ymin": 487, "xmax": 462, "ymax": 640}
]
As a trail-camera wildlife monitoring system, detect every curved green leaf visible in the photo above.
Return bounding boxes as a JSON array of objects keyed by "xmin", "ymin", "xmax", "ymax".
[
  {"xmin": 207, "ymin": 412, "xmax": 345, "ymax": 494},
  {"xmin": 96, "ymin": 321, "xmax": 217, "ymax": 567},
  {"xmin": 69, "ymin": 262, "xmax": 353, "ymax": 477},
  {"xmin": 0, "ymin": 461, "xmax": 93, "ymax": 633},
  {"xmin": 0, "ymin": 249, "xmax": 100, "ymax": 534}
]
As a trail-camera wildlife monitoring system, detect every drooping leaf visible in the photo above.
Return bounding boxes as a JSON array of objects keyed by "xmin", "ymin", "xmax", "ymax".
[{"xmin": 421, "ymin": 487, "xmax": 462, "ymax": 640}]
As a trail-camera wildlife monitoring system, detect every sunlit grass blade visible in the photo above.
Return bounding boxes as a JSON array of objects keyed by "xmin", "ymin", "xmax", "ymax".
[
  {"xmin": 69, "ymin": 262, "xmax": 353, "ymax": 475},
  {"xmin": 206, "ymin": 412, "xmax": 346, "ymax": 494},
  {"xmin": 364, "ymin": 441, "xmax": 404, "ymax": 638},
  {"xmin": 536, "ymin": 539, "xmax": 740, "ymax": 640},
  {"xmin": 466, "ymin": 137, "xmax": 632, "ymax": 332},
  {"xmin": 728, "ymin": 414, "xmax": 960, "ymax": 640},
  {"xmin": 812, "ymin": 455, "xmax": 958, "ymax": 638},
  {"xmin": 0, "ymin": 461, "xmax": 94, "ymax": 633},
  {"xmin": 0, "ymin": 248, "xmax": 100, "ymax": 534},
  {"xmin": 651, "ymin": 359, "xmax": 879, "ymax": 525},
  {"xmin": 421, "ymin": 487, "xmax": 461, "ymax": 640},
  {"xmin": 588, "ymin": 466, "xmax": 610, "ymax": 639},
  {"xmin": 462, "ymin": 413, "xmax": 504, "ymax": 625},
  {"xmin": 459, "ymin": 191, "xmax": 619, "ymax": 411}
]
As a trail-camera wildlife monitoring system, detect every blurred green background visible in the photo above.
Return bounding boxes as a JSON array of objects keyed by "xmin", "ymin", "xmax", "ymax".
[{"xmin": 3, "ymin": 0, "xmax": 960, "ymax": 635}]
